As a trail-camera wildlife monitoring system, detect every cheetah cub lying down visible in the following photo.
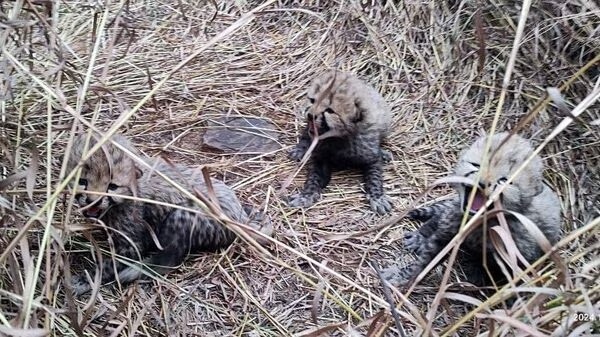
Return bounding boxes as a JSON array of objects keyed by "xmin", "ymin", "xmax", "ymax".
[
  {"xmin": 66, "ymin": 133, "xmax": 270, "ymax": 295},
  {"xmin": 288, "ymin": 71, "xmax": 393, "ymax": 214},
  {"xmin": 383, "ymin": 132, "xmax": 561, "ymax": 287}
]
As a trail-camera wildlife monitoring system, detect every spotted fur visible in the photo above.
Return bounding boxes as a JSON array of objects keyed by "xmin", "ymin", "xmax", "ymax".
[
  {"xmin": 288, "ymin": 71, "xmax": 393, "ymax": 214},
  {"xmin": 383, "ymin": 133, "xmax": 562, "ymax": 287},
  {"xmin": 66, "ymin": 133, "xmax": 269, "ymax": 295}
]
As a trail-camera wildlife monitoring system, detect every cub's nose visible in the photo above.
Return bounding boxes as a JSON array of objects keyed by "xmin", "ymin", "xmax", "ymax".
[
  {"xmin": 477, "ymin": 181, "xmax": 494, "ymax": 195},
  {"xmin": 307, "ymin": 112, "xmax": 314, "ymax": 120},
  {"xmin": 76, "ymin": 194, "xmax": 97, "ymax": 206}
]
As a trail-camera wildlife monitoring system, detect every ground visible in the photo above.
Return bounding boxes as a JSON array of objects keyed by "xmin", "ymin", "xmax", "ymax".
[{"xmin": 0, "ymin": 1, "xmax": 599, "ymax": 336}]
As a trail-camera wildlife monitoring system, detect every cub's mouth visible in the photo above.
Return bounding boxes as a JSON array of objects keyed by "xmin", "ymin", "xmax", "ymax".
[
  {"xmin": 82, "ymin": 206, "xmax": 102, "ymax": 218},
  {"xmin": 462, "ymin": 185, "xmax": 493, "ymax": 214},
  {"xmin": 307, "ymin": 118, "xmax": 330, "ymax": 137},
  {"xmin": 80, "ymin": 199, "xmax": 108, "ymax": 218}
]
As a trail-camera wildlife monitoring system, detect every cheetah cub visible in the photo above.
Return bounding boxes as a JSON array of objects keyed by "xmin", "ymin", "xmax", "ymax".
[
  {"xmin": 66, "ymin": 133, "xmax": 270, "ymax": 295},
  {"xmin": 288, "ymin": 71, "xmax": 393, "ymax": 214},
  {"xmin": 383, "ymin": 132, "xmax": 561, "ymax": 287}
]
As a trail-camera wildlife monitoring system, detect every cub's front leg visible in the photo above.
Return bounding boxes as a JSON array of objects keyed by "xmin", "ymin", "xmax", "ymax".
[
  {"xmin": 363, "ymin": 160, "xmax": 392, "ymax": 214},
  {"xmin": 383, "ymin": 201, "xmax": 462, "ymax": 287},
  {"xmin": 113, "ymin": 210, "xmax": 198, "ymax": 286},
  {"xmin": 289, "ymin": 127, "xmax": 312, "ymax": 162},
  {"xmin": 404, "ymin": 199, "xmax": 463, "ymax": 253},
  {"xmin": 288, "ymin": 160, "xmax": 331, "ymax": 209},
  {"xmin": 71, "ymin": 237, "xmax": 144, "ymax": 295},
  {"xmin": 382, "ymin": 233, "xmax": 445, "ymax": 287}
]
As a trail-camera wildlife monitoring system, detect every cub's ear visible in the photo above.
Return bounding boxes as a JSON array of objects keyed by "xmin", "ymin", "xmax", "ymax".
[
  {"xmin": 135, "ymin": 166, "xmax": 143, "ymax": 179},
  {"xmin": 352, "ymin": 99, "xmax": 364, "ymax": 123},
  {"xmin": 534, "ymin": 180, "xmax": 544, "ymax": 196},
  {"xmin": 529, "ymin": 156, "xmax": 545, "ymax": 196}
]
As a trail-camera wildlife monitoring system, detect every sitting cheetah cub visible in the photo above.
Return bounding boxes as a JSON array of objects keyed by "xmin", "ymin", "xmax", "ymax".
[
  {"xmin": 288, "ymin": 71, "xmax": 393, "ymax": 214},
  {"xmin": 383, "ymin": 132, "xmax": 561, "ymax": 287},
  {"xmin": 66, "ymin": 133, "xmax": 270, "ymax": 295}
]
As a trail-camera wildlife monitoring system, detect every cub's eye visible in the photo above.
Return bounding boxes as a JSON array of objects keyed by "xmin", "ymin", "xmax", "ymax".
[
  {"xmin": 78, "ymin": 178, "xmax": 88, "ymax": 186},
  {"xmin": 324, "ymin": 108, "xmax": 335, "ymax": 114},
  {"xmin": 107, "ymin": 183, "xmax": 119, "ymax": 191},
  {"xmin": 308, "ymin": 97, "xmax": 315, "ymax": 104},
  {"xmin": 497, "ymin": 177, "xmax": 508, "ymax": 184},
  {"xmin": 469, "ymin": 162, "xmax": 480, "ymax": 168}
]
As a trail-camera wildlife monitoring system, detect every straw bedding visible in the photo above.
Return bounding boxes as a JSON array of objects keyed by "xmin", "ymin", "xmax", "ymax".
[{"xmin": 0, "ymin": 0, "xmax": 598, "ymax": 335}]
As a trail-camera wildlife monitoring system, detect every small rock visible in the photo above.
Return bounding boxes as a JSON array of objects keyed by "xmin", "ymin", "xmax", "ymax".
[{"xmin": 203, "ymin": 116, "xmax": 280, "ymax": 154}]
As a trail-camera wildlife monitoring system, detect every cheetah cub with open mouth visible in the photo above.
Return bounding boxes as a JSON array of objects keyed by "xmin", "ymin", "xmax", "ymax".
[
  {"xmin": 66, "ymin": 133, "xmax": 270, "ymax": 295},
  {"xmin": 288, "ymin": 71, "xmax": 393, "ymax": 214},
  {"xmin": 383, "ymin": 132, "xmax": 561, "ymax": 287}
]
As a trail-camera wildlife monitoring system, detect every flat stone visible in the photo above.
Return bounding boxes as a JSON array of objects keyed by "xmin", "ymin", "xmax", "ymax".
[{"xmin": 203, "ymin": 116, "xmax": 280, "ymax": 154}]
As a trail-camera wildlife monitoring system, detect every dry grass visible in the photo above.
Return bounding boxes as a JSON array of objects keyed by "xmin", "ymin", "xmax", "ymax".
[{"xmin": 1, "ymin": 0, "xmax": 599, "ymax": 336}]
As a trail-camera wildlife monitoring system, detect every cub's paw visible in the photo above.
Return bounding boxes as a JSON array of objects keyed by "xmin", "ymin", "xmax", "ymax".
[
  {"xmin": 247, "ymin": 210, "xmax": 274, "ymax": 244},
  {"xmin": 287, "ymin": 192, "xmax": 320, "ymax": 209},
  {"xmin": 380, "ymin": 264, "xmax": 412, "ymax": 288},
  {"xmin": 70, "ymin": 274, "xmax": 92, "ymax": 296},
  {"xmin": 369, "ymin": 195, "xmax": 393, "ymax": 215},
  {"xmin": 407, "ymin": 207, "xmax": 434, "ymax": 221},
  {"xmin": 257, "ymin": 218, "xmax": 274, "ymax": 241},
  {"xmin": 288, "ymin": 145, "xmax": 308, "ymax": 162},
  {"xmin": 380, "ymin": 149, "xmax": 393, "ymax": 163},
  {"xmin": 403, "ymin": 230, "xmax": 425, "ymax": 254}
]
